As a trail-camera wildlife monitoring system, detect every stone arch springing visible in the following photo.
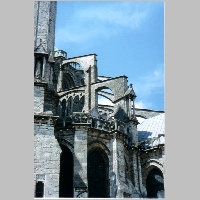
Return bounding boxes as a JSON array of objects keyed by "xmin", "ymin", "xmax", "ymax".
[
  {"xmin": 97, "ymin": 87, "xmax": 114, "ymax": 104},
  {"xmin": 62, "ymin": 61, "xmax": 85, "ymax": 87},
  {"xmin": 87, "ymin": 145, "xmax": 110, "ymax": 198},
  {"xmin": 62, "ymin": 73, "xmax": 75, "ymax": 90},
  {"xmin": 59, "ymin": 144, "xmax": 74, "ymax": 198},
  {"xmin": 88, "ymin": 141, "xmax": 111, "ymax": 155},
  {"xmin": 142, "ymin": 160, "xmax": 164, "ymax": 186},
  {"xmin": 67, "ymin": 61, "xmax": 83, "ymax": 70},
  {"xmin": 97, "ymin": 87, "xmax": 114, "ymax": 119}
]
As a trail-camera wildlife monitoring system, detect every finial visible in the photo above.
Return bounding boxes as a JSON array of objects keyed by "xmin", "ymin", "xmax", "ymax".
[{"xmin": 130, "ymin": 83, "xmax": 133, "ymax": 88}]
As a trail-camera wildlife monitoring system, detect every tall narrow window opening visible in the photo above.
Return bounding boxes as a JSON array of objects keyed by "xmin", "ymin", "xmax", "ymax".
[
  {"xmin": 59, "ymin": 145, "xmax": 73, "ymax": 197},
  {"xmin": 35, "ymin": 181, "xmax": 44, "ymax": 198},
  {"xmin": 88, "ymin": 148, "xmax": 109, "ymax": 197}
]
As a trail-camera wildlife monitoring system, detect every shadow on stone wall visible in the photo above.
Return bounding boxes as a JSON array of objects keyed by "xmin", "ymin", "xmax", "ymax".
[{"xmin": 114, "ymin": 107, "xmax": 128, "ymax": 122}]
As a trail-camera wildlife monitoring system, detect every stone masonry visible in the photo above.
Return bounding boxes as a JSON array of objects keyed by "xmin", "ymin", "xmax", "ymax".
[{"xmin": 34, "ymin": 1, "xmax": 165, "ymax": 198}]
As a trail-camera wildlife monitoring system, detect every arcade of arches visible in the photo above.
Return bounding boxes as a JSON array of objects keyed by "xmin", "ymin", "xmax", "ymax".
[
  {"xmin": 48, "ymin": 145, "xmax": 165, "ymax": 198},
  {"xmin": 56, "ymin": 146, "xmax": 110, "ymax": 198}
]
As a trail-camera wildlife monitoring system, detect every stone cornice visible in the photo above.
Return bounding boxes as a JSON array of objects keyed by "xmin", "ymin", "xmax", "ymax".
[
  {"xmin": 34, "ymin": 80, "xmax": 47, "ymax": 87},
  {"xmin": 34, "ymin": 114, "xmax": 59, "ymax": 125}
]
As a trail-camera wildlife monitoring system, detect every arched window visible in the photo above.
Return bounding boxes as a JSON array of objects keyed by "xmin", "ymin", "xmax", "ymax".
[
  {"xmin": 62, "ymin": 73, "xmax": 75, "ymax": 90},
  {"xmin": 88, "ymin": 148, "xmax": 109, "ymax": 197},
  {"xmin": 146, "ymin": 168, "xmax": 164, "ymax": 198}
]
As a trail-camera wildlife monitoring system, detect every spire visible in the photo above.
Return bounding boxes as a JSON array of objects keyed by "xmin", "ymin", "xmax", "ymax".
[{"xmin": 124, "ymin": 83, "xmax": 137, "ymax": 98}]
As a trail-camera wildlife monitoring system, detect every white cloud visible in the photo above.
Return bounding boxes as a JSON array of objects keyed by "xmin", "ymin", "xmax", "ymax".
[
  {"xmin": 77, "ymin": 3, "xmax": 149, "ymax": 30},
  {"xmin": 134, "ymin": 65, "xmax": 164, "ymax": 97},
  {"xmin": 135, "ymin": 101, "xmax": 146, "ymax": 109},
  {"xmin": 135, "ymin": 100, "xmax": 153, "ymax": 109},
  {"xmin": 56, "ymin": 2, "xmax": 151, "ymax": 45}
]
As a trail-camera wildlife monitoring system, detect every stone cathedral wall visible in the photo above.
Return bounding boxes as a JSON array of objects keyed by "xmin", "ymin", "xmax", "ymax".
[{"xmin": 34, "ymin": 120, "xmax": 61, "ymax": 198}]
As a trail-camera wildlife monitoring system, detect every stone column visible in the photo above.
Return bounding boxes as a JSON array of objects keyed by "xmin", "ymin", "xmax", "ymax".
[
  {"xmin": 137, "ymin": 153, "xmax": 143, "ymax": 194},
  {"xmin": 90, "ymin": 65, "xmax": 97, "ymax": 84},
  {"xmin": 34, "ymin": 56, "xmax": 36, "ymax": 77},
  {"xmin": 132, "ymin": 150, "xmax": 144, "ymax": 197},
  {"xmin": 42, "ymin": 56, "xmax": 46, "ymax": 80},
  {"xmin": 110, "ymin": 132, "xmax": 118, "ymax": 198},
  {"xmin": 132, "ymin": 150, "xmax": 140, "ymax": 193},
  {"xmin": 90, "ymin": 86, "xmax": 98, "ymax": 117},
  {"xmin": 57, "ymin": 67, "xmax": 63, "ymax": 92},
  {"xmin": 83, "ymin": 70, "xmax": 90, "ymax": 112},
  {"xmin": 49, "ymin": 63, "xmax": 53, "ymax": 84},
  {"xmin": 132, "ymin": 97, "xmax": 135, "ymax": 118},
  {"xmin": 90, "ymin": 56, "xmax": 97, "ymax": 84},
  {"xmin": 35, "ymin": 60, "xmax": 41, "ymax": 79},
  {"xmin": 110, "ymin": 133, "xmax": 127, "ymax": 198},
  {"xmin": 128, "ymin": 96, "xmax": 132, "ymax": 119},
  {"xmin": 73, "ymin": 125, "xmax": 89, "ymax": 198}
]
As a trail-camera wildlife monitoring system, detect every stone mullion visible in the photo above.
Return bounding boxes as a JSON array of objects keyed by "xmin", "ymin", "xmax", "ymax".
[
  {"xmin": 83, "ymin": 70, "xmax": 90, "ymax": 112},
  {"xmin": 57, "ymin": 67, "xmax": 63, "ymax": 92},
  {"xmin": 42, "ymin": 56, "xmax": 46, "ymax": 80},
  {"xmin": 111, "ymin": 133, "xmax": 127, "ymax": 198},
  {"xmin": 110, "ymin": 132, "xmax": 118, "ymax": 197},
  {"xmin": 137, "ymin": 153, "xmax": 144, "ymax": 196},
  {"xmin": 132, "ymin": 151, "xmax": 140, "ymax": 193},
  {"xmin": 132, "ymin": 97, "xmax": 135, "ymax": 118}
]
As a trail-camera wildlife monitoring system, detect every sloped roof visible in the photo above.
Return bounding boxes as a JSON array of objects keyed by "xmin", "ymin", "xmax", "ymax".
[{"xmin": 137, "ymin": 113, "xmax": 165, "ymax": 145}]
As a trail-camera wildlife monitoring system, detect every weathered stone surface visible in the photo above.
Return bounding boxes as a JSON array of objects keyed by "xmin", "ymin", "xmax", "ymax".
[{"xmin": 34, "ymin": 1, "xmax": 165, "ymax": 198}]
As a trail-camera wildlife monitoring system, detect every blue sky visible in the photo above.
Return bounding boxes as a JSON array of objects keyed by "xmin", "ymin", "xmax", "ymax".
[{"xmin": 55, "ymin": 1, "xmax": 164, "ymax": 111}]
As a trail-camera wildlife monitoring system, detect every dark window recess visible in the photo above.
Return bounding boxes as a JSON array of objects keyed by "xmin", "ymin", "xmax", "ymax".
[
  {"xmin": 61, "ymin": 99, "xmax": 66, "ymax": 117},
  {"xmin": 146, "ymin": 168, "xmax": 165, "ymax": 198},
  {"xmin": 35, "ymin": 181, "xmax": 44, "ymax": 198},
  {"xmin": 59, "ymin": 145, "xmax": 73, "ymax": 197},
  {"xmin": 88, "ymin": 150, "xmax": 109, "ymax": 198}
]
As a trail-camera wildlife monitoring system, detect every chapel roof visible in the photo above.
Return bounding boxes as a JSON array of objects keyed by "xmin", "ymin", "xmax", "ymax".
[{"xmin": 137, "ymin": 113, "xmax": 165, "ymax": 145}]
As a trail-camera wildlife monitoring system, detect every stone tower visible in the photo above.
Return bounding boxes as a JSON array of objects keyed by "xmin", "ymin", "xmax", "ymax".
[
  {"xmin": 34, "ymin": 1, "xmax": 56, "ymax": 86},
  {"xmin": 34, "ymin": 1, "xmax": 57, "ymax": 114},
  {"xmin": 34, "ymin": 1, "xmax": 57, "ymax": 54}
]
